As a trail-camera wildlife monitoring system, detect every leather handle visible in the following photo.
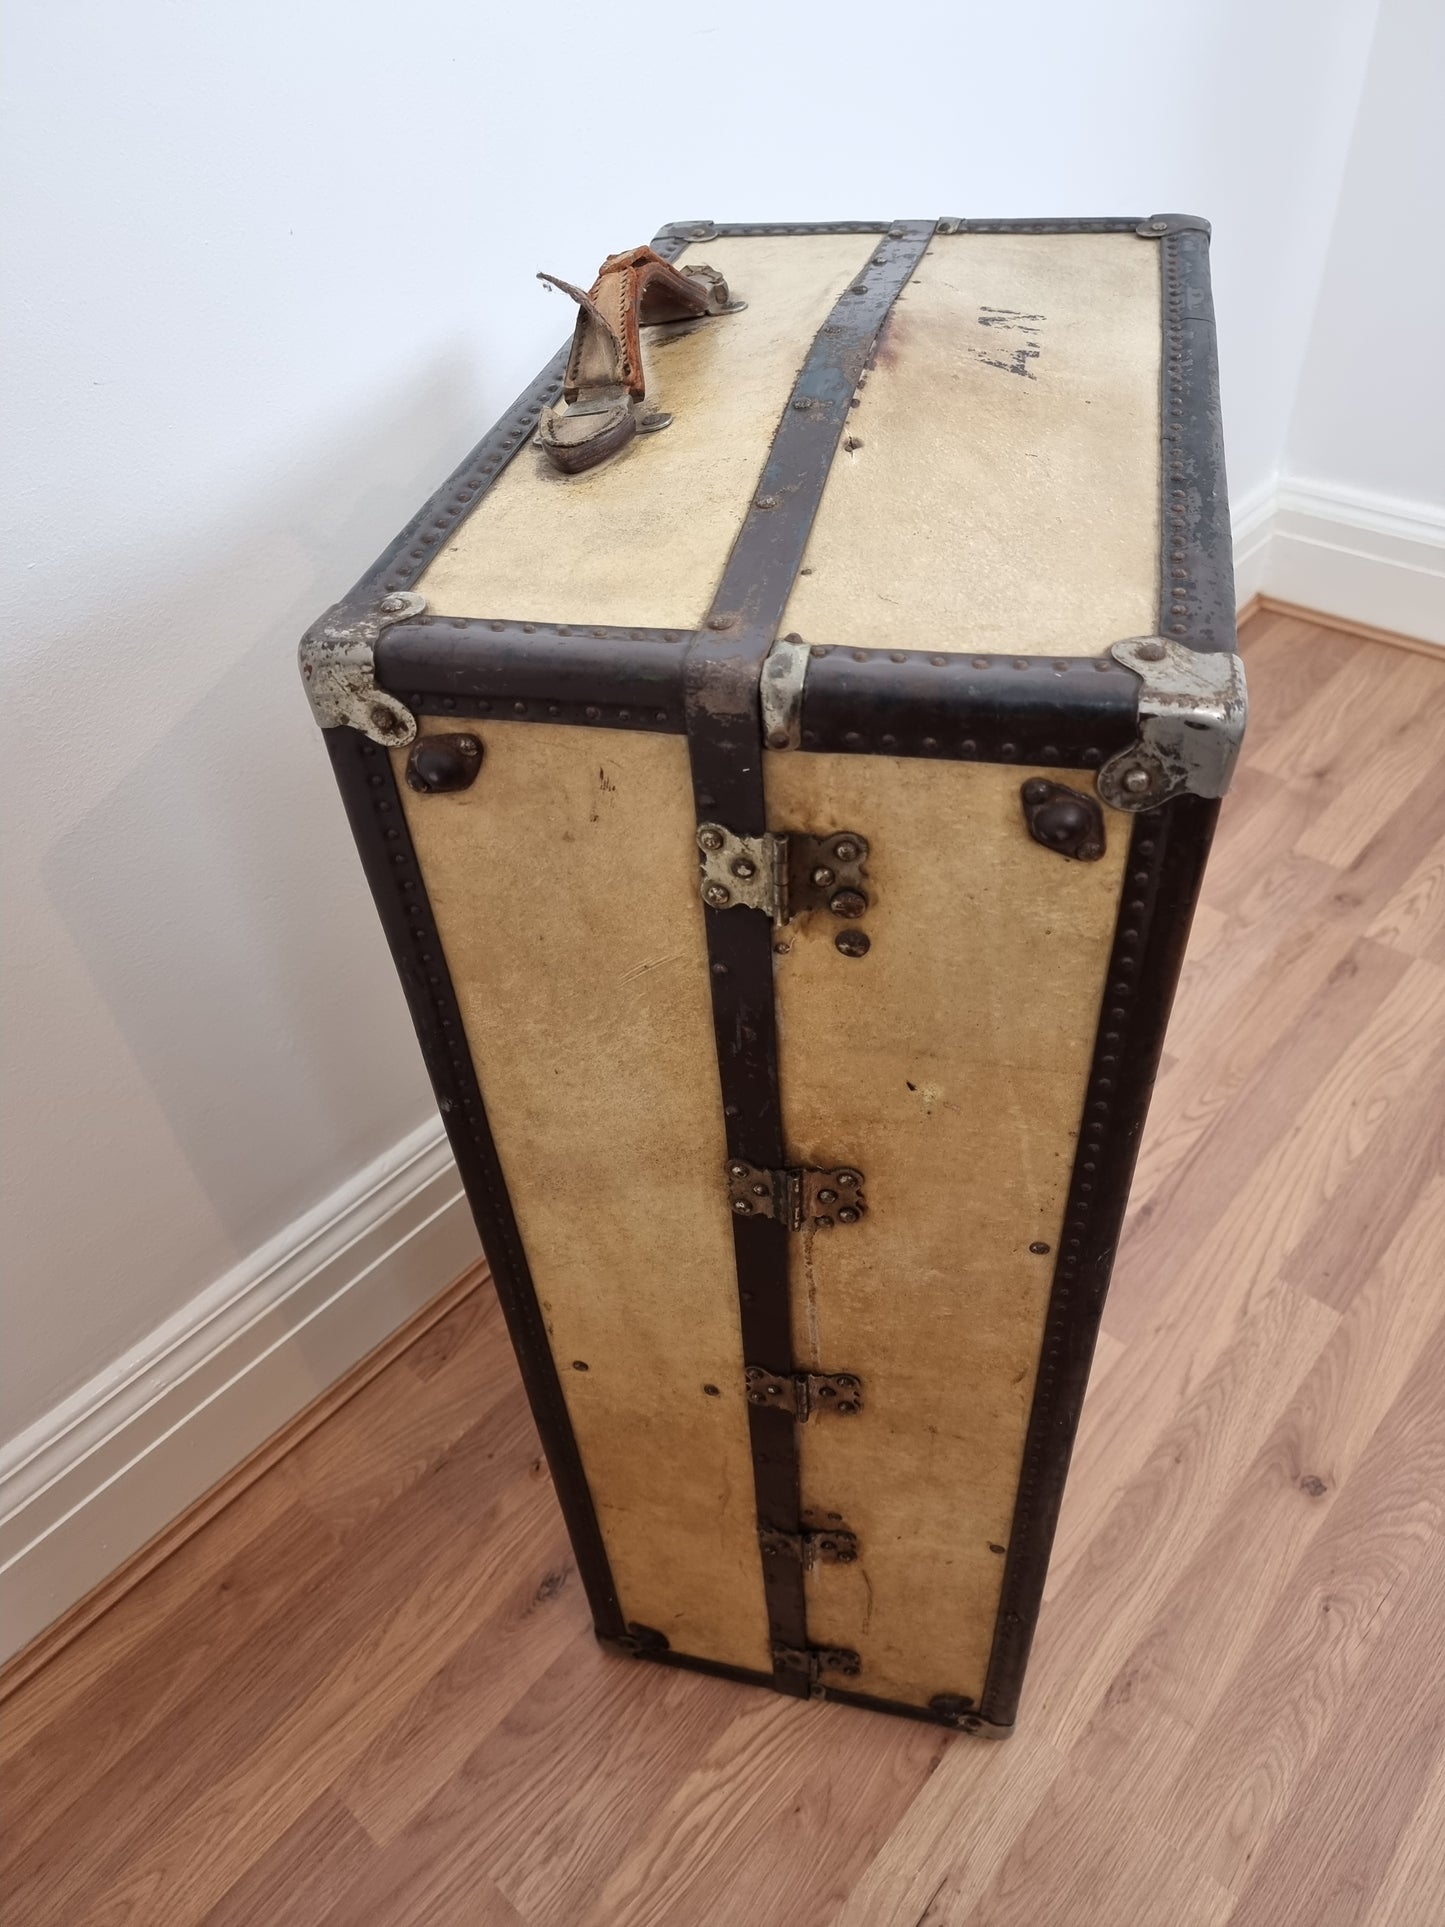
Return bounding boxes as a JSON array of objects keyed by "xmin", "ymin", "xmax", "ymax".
[{"xmin": 536, "ymin": 245, "xmax": 742, "ymax": 474}]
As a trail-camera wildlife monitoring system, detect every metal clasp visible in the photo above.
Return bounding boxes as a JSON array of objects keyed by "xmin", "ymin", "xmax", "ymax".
[
  {"xmin": 744, "ymin": 1367, "xmax": 864, "ymax": 1419},
  {"xmin": 696, "ymin": 825, "xmax": 870, "ymax": 924}
]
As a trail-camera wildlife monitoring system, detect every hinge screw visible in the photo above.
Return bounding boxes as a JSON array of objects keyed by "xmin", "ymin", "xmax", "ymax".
[
  {"xmin": 1137, "ymin": 639, "xmax": 1167, "ymax": 662},
  {"xmin": 727, "ymin": 1161, "xmax": 749, "ymax": 1179},
  {"xmin": 811, "ymin": 866, "xmax": 836, "ymax": 887},
  {"xmin": 835, "ymin": 931, "xmax": 871, "ymax": 958},
  {"xmin": 379, "ymin": 594, "xmax": 411, "ymax": 615},
  {"xmin": 731, "ymin": 856, "xmax": 757, "ymax": 879},
  {"xmin": 830, "ymin": 889, "xmax": 868, "ymax": 919},
  {"xmin": 698, "ymin": 827, "xmax": 725, "ymax": 851},
  {"xmin": 837, "ymin": 1207, "xmax": 861, "ymax": 1224},
  {"xmin": 732, "ymin": 1199, "xmax": 752, "ymax": 1214},
  {"xmin": 1122, "ymin": 766, "xmax": 1153, "ymax": 795},
  {"xmin": 703, "ymin": 882, "xmax": 732, "ymax": 907},
  {"xmin": 832, "ymin": 838, "xmax": 861, "ymax": 861},
  {"xmin": 817, "ymin": 1188, "xmax": 837, "ymax": 1204},
  {"xmin": 751, "ymin": 1182, "xmax": 770, "ymax": 1197},
  {"xmin": 836, "ymin": 1170, "xmax": 860, "ymax": 1188}
]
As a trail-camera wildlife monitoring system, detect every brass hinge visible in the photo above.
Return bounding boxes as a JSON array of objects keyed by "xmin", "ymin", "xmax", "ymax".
[
  {"xmin": 726, "ymin": 1160, "xmax": 866, "ymax": 1230},
  {"xmin": 745, "ymin": 1366, "xmax": 864, "ymax": 1418},
  {"xmin": 696, "ymin": 824, "xmax": 870, "ymax": 925},
  {"xmin": 758, "ymin": 1525, "xmax": 859, "ymax": 1566},
  {"xmin": 771, "ymin": 1642, "xmax": 862, "ymax": 1691}
]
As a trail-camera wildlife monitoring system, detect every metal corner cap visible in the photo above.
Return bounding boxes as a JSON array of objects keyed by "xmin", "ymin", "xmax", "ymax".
[
  {"xmin": 760, "ymin": 632, "xmax": 811, "ymax": 750},
  {"xmin": 298, "ymin": 592, "xmax": 423, "ymax": 746},
  {"xmin": 1096, "ymin": 636, "xmax": 1247, "ymax": 810},
  {"xmin": 1136, "ymin": 212, "xmax": 1212, "ymax": 238}
]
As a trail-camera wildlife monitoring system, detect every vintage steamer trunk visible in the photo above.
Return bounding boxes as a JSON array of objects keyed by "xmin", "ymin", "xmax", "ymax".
[{"xmin": 300, "ymin": 214, "xmax": 1245, "ymax": 1735}]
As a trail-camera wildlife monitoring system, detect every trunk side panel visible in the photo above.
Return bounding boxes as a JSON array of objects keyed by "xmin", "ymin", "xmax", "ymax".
[
  {"xmin": 764, "ymin": 751, "xmax": 1129, "ymax": 1706},
  {"xmin": 394, "ymin": 719, "xmax": 770, "ymax": 1670}
]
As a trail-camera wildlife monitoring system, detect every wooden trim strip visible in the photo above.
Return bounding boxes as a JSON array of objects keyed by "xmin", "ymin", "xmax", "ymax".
[{"xmin": 0, "ymin": 1263, "xmax": 488, "ymax": 1705}]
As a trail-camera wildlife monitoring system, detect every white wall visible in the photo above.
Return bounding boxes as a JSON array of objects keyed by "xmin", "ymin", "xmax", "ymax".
[
  {"xmin": 1263, "ymin": 0, "xmax": 1445, "ymax": 638},
  {"xmin": 1, "ymin": 0, "xmax": 1388, "ymax": 1650}
]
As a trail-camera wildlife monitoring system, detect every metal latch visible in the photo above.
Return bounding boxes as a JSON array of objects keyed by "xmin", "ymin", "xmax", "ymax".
[
  {"xmin": 758, "ymin": 1525, "xmax": 859, "ymax": 1566},
  {"xmin": 727, "ymin": 1160, "xmax": 866, "ymax": 1229},
  {"xmin": 745, "ymin": 1367, "xmax": 864, "ymax": 1418},
  {"xmin": 697, "ymin": 824, "xmax": 869, "ymax": 924},
  {"xmin": 771, "ymin": 1642, "xmax": 862, "ymax": 1689}
]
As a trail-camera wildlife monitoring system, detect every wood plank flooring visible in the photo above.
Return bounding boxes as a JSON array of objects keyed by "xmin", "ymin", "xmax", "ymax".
[{"xmin": 5, "ymin": 610, "xmax": 1444, "ymax": 1925}]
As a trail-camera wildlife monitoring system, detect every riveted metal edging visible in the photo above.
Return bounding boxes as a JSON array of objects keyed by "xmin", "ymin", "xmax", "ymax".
[
  {"xmin": 325, "ymin": 731, "xmax": 628, "ymax": 1645},
  {"xmin": 980, "ymin": 793, "xmax": 1219, "ymax": 1728},
  {"xmin": 1156, "ymin": 225, "xmax": 1236, "ymax": 652}
]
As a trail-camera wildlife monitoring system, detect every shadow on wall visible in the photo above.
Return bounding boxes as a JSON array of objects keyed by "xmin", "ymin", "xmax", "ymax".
[{"xmin": 35, "ymin": 353, "xmax": 485, "ymax": 1265}]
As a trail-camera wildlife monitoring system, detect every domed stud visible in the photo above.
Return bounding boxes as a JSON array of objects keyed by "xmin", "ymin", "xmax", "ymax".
[{"xmin": 1019, "ymin": 777, "xmax": 1106, "ymax": 861}]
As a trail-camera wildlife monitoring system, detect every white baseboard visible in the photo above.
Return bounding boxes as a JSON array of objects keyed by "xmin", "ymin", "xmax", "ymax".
[
  {"xmin": 1231, "ymin": 476, "xmax": 1277, "ymax": 611},
  {"xmin": 1237, "ymin": 475, "xmax": 1445, "ymax": 645},
  {"xmin": 0, "ymin": 1120, "xmax": 478, "ymax": 1664}
]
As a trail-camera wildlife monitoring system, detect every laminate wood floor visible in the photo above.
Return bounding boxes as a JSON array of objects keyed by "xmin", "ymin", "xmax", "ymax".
[{"xmin": 5, "ymin": 611, "xmax": 1445, "ymax": 1926}]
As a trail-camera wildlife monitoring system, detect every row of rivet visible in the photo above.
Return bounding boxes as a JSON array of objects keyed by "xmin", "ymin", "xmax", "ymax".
[
  {"xmin": 807, "ymin": 647, "xmax": 1120, "ymax": 671},
  {"xmin": 698, "ymin": 221, "xmax": 896, "ymax": 237},
  {"xmin": 799, "ymin": 730, "xmax": 1105, "ymax": 764},
  {"xmin": 406, "ymin": 693, "xmax": 674, "ymax": 727},
  {"xmin": 987, "ymin": 821, "xmax": 1164, "ymax": 1662},
  {"xmin": 1160, "ymin": 235, "xmax": 1193, "ymax": 640},
  {"xmin": 470, "ymin": 621, "xmax": 687, "ymax": 641},
  {"xmin": 934, "ymin": 217, "xmax": 1140, "ymax": 235}
]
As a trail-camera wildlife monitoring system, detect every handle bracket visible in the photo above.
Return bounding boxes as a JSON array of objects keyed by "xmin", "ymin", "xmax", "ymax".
[{"xmin": 536, "ymin": 246, "xmax": 744, "ymax": 473}]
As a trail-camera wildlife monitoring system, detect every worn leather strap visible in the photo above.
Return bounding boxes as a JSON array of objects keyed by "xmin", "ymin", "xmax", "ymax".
[{"xmin": 536, "ymin": 245, "xmax": 737, "ymax": 473}]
